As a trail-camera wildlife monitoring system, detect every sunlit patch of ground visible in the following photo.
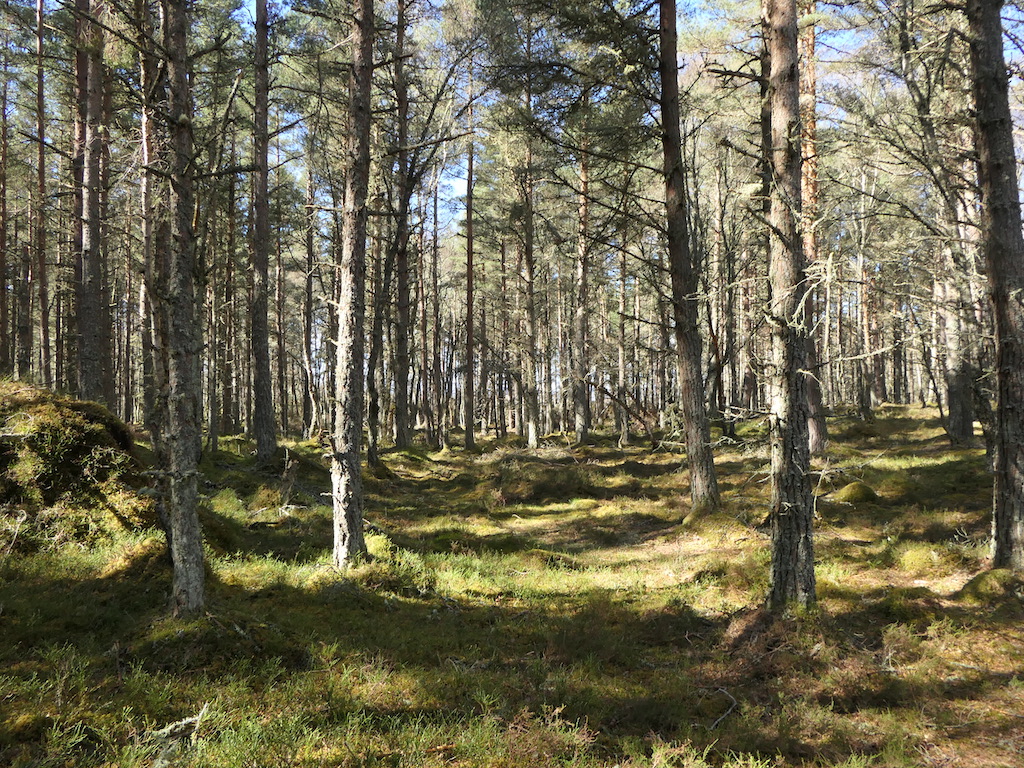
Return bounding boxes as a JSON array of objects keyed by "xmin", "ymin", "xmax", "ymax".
[{"xmin": 1, "ymin": 406, "xmax": 1022, "ymax": 767}]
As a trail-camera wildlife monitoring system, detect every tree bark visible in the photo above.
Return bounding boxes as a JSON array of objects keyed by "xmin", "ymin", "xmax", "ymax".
[
  {"xmin": 78, "ymin": 0, "xmax": 112, "ymax": 405},
  {"xmin": 393, "ymin": 0, "xmax": 413, "ymax": 449},
  {"xmin": 161, "ymin": 0, "xmax": 205, "ymax": 616},
  {"xmin": 573, "ymin": 142, "xmax": 591, "ymax": 444},
  {"xmin": 331, "ymin": 0, "xmax": 373, "ymax": 567},
  {"xmin": 302, "ymin": 164, "xmax": 318, "ymax": 438},
  {"xmin": 798, "ymin": 1, "xmax": 827, "ymax": 454},
  {"xmin": 36, "ymin": 0, "xmax": 51, "ymax": 389},
  {"xmin": 251, "ymin": 0, "xmax": 277, "ymax": 463},
  {"xmin": 659, "ymin": 0, "xmax": 720, "ymax": 515},
  {"xmin": 0, "ymin": 40, "xmax": 10, "ymax": 378},
  {"xmin": 764, "ymin": 0, "xmax": 816, "ymax": 610},
  {"xmin": 16, "ymin": 244, "xmax": 31, "ymax": 380},
  {"xmin": 966, "ymin": 0, "xmax": 1024, "ymax": 571},
  {"xmin": 464, "ymin": 94, "xmax": 477, "ymax": 450},
  {"xmin": 432, "ymin": 179, "xmax": 448, "ymax": 449}
]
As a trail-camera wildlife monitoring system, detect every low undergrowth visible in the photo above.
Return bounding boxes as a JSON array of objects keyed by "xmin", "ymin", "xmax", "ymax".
[{"xmin": 1, "ymin": 403, "xmax": 1022, "ymax": 767}]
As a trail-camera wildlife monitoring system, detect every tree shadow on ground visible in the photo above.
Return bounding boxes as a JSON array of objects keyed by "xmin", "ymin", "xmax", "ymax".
[{"xmin": 3, "ymin": 536, "xmax": 1023, "ymax": 768}]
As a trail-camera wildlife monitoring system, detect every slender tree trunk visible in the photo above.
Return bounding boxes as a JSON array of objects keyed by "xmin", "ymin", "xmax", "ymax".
[
  {"xmin": 302, "ymin": 166, "xmax": 317, "ymax": 438},
  {"xmin": 366, "ymin": 202, "xmax": 393, "ymax": 465},
  {"xmin": 465, "ymin": 86, "xmax": 476, "ymax": 450},
  {"xmin": 275, "ymin": 154, "xmax": 288, "ymax": 437},
  {"xmin": 16, "ymin": 243, "xmax": 31, "ymax": 380},
  {"xmin": 136, "ymin": 0, "xmax": 157, "ymax": 433},
  {"xmin": 35, "ymin": 0, "xmax": 51, "ymax": 389},
  {"xmin": 221, "ymin": 154, "xmax": 238, "ymax": 434},
  {"xmin": 573, "ymin": 143, "xmax": 591, "ymax": 444},
  {"xmin": 764, "ymin": 0, "xmax": 816, "ymax": 610},
  {"xmin": 966, "ymin": 0, "xmax": 1024, "ymax": 571},
  {"xmin": 432, "ymin": 179, "xmax": 448, "ymax": 449},
  {"xmin": 417, "ymin": 197, "xmax": 431, "ymax": 439},
  {"xmin": 798, "ymin": 1, "xmax": 827, "ymax": 453},
  {"xmin": 331, "ymin": 0, "xmax": 373, "ymax": 567},
  {"xmin": 0, "ymin": 41, "xmax": 10, "ymax": 378},
  {"xmin": 393, "ymin": 0, "xmax": 413, "ymax": 449},
  {"xmin": 617, "ymin": 244, "xmax": 629, "ymax": 446},
  {"xmin": 521, "ymin": 176, "xmax": 540, "ymax": 449},
  {"xmin": 659, "ymin": 0, "xmax": 720, "ymax": 514},
  {"xmin": 251, "ymin": 0, "xmax": 276, "ymax": 462}
]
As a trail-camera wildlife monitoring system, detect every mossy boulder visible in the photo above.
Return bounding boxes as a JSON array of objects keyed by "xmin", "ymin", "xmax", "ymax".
[
  {"xmin": 0, "ymin": 381, "xmax": 156, "ymax": 549},
  {"xmin": 833, "ymin": 481, "xmax": 880, "ymax": 504}
]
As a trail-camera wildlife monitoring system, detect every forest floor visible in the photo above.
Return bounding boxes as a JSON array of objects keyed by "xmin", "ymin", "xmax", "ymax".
[{"xmin": 1, "ymin": 404, "xmax": 1023, "ymax": 767}]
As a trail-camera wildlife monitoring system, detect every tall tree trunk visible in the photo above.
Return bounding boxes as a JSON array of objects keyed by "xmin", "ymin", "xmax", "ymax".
[
  {"xmin": 35, "ymin": 0, "xmax": 51, "ymax": 389},
  {"xmin": 659, "ymin": 0, "xmax": 720, "ymax": 515},
  {"xmin": 617, "ymin": 244, "xmax": 629, "ymax": 446},
  {"xmin": 417, "ymin": 196, "xmax": 431, "ymax": 439},
  {"xmin": 521, "ymin": 167, "xmax": 540, "ymax": 449},
  {"xmin": 221, "ymin": 153, "xmax": 238, "ymax": 435},
  {"xmin": 302, "ymin": 166, "xmax": 317, "ymax": 438},
  {"xmin": 136, "ymin": 0, "xmax": 157, "ymax": 434},
  {"xmin": 331, "ymin": 0, "xmax": 373, "ymax": 567},
  {"xmin": 393, "ymin": 0, "xmax": 413, "ymax": 449},
  {"xmin": 464, "ymin": 86, "xmax": 476, "ymax": 450},
  {"xmin": 161, "ymin": 0, "xmax": 205, "ymax": 616},
  {"xmin": 573, "ymin": 143, "xmax": 591, "ymax": 444},
  {"xmin": 966, "ymin": 0, "xmax": 1024, "ymax": 571},
  {"xmin": 16, "ymin": 243, "xmax": 31, "ymax": 380},
  {"xmin": 275, "ymin": 152, "xmax": 289, "ymax": 437},
  {"xmin": 251, "ymin": 0, "xmax": 277, "ymax": 463},
  {"xmin": 366, "ymin": 202, "xmax": 393, "ymax": 465},
  {"xmin": 0, "ymin": 41, "xmax": 9, "ymax": 378},
  {"xmin": 798, "ymin": 1, "xmax": 827, "ymax": 453},
  {"xmin": 764, "ymin": 0, "xmax": 816, "ymax": 610},
  {"xmin": 432, "ymin": 179, "xmax": 448, "ymax": 449},
  {"xmin": 78, "ymin": 0, "xmax": 111, "ymax": 405}
]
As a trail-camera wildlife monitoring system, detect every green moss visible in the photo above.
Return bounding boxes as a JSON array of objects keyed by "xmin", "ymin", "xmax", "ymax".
[
  {"xmin": 0, "ymin": 382, "xmax": 154, "ymax": 549},
  {"xmin": 955, "ymin": 569, "xmax": 1021, "ymax": 603},
  {"xmin": 833, "ymin": 481, "xmax": 880, "ymax": 504}
]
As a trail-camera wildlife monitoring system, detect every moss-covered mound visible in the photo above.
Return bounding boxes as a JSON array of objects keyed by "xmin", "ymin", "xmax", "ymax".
[
  {"xmin": 833, "ymin": 480, "xmax": 880, "ymax": 504},
  {"xmin": 0, "ymin": 381, "xmax": 156, "ymax": 550}
]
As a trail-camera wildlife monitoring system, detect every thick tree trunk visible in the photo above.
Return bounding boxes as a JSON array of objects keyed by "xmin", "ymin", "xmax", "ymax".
[
  {"xmin": 251, "ymin": 0, "xmax": 277, "ymax": 463},
  {"xmin": 966, "ymin": 0, "xmax": 1024, "ymax": 572},
  {"xmin": 162, "ymin": 0, "xmax": 205, "ymax": 616},
  {"xmin": 764, "ymin": 0, "xmax": 816, "ymax": 610},
  {"xmin": 331, "ymin": 0, "xmax": 373, "ymax": 567},
  {"xmin": 659, "ymin": 0, "xmax": 720, "ymax": 514}
]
